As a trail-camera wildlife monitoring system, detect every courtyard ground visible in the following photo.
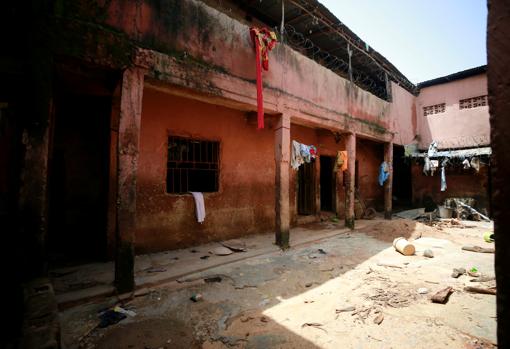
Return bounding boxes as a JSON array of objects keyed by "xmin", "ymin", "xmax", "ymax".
[{"xmin": 58, "ymin": 217, "xmax": 496, "ymax": 349}]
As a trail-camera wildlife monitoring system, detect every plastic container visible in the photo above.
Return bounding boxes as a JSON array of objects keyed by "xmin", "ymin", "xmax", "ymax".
[
  {"xmin": 438, "ymin": 205, "xmax": 453, "ymax": 218},
  {"xmin": 393, "ymin": 237, "xmax": 415, "ymax": 256}
]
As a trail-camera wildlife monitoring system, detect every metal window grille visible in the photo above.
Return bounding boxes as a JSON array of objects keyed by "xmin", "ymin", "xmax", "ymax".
[
  {"xmin": 423, "ymin": 103, "xmax": 446, "ymax": 116},
  {"xmin": 460, "ymin": 95, "xmax": 488, "ymax": 110},
  {"xmin": 167, "ymin": 136, "xmax": 219, "ymax": 194}
]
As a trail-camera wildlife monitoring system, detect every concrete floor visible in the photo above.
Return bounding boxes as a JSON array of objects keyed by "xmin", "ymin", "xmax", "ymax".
[
  {"xmin": 59, "ymin": 218, "xmax": 496, "ymax": 349},
  {"xmin": 51, "ymin": 220, "xmax": 369, "ymax": 307}
]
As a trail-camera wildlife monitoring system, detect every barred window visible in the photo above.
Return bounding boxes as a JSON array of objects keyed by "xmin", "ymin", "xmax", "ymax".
[
  {"xmin": 167, "ymin": 136, "xmax": 219, "ymax": 194},
  {"xmin": 423, "ymin": 103, "xmax": 446, "ymax": 116},
  {"xmin": 459, "ymin": 95, "xmax": 488, "ymax": 110}
]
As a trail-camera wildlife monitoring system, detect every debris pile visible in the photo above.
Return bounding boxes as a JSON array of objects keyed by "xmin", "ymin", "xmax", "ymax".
[{"xmin": 365, "ymin": 287, "xmax": 416, "ymax": 308}]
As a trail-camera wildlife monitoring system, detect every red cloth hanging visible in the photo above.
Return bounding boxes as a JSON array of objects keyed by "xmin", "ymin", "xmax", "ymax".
[{"xmin": 250, "ymin": 27, "xmax": 277, "ymax": 129}]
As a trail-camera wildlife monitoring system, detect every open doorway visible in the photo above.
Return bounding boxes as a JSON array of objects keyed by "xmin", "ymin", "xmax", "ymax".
[
  {"xmin": 298, "ymin": 161, "xmax": 315, "ymax": 215},
  {"xmin": 48, "ymin": 92, "xmax": 112, "ymax": 265},
  {"xmin": 320, "ymin": 156, "xmax": 335, "ymax": 212},
  {"xmin": 392, "ymin": 145, "xmax": 412, "ymax": 208}
]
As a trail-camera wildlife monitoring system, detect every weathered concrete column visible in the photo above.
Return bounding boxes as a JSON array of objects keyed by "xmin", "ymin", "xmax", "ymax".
[
  {"xmin": 19, "ymin": 125, "xmax": 51, "ymax": 278},
  {"xmin": 115, "ymin": 67, "xmax": 145, "ymax": 293},
  {"xmin": 384, "ymin": 142, "xmax": 394, "ymax": 220},
  {"xmin": 345, "ymin": 132, "xmax": 356, "ymax": 229},
  {"xmin": 488, "ymin": 1, "xmax": 510, "ymax": 345},
  {"xmin": 275, "ymin": 114, "xmax": 291, "ymax": 249}
]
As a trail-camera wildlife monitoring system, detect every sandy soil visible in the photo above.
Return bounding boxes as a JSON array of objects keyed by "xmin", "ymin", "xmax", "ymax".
[{"xmin": 60, "ymin": 218, "xmax": 496, "ymax": 349}]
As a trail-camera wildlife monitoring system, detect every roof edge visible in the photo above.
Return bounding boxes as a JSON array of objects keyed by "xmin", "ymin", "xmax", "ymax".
[{"xmin": 417, "ymin": 65, "xmax": 487, "ymax": 89}]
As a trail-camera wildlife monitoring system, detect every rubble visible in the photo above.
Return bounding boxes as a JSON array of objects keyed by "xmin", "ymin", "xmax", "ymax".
[
  {"xmin": 464, "ymin": 286, "xmax": 496, "ymax": 295},
  {"xmin": 431, "ymin": 287, "xmax": 454, "ymax": 304},
  {"xmin": 210, "ymin": 246, "xmax": 234, "ymax": 256},
  {"xmin": 462, "ymin": 245, "xmax": 495, "ymax": 254},
  {"xmin": 451, "ymin": 268, "xmax": 466, "ymax": 278}
]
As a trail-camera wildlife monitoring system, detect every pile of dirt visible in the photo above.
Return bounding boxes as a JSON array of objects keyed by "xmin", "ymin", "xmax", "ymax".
[{"xmin": 358, "ymin": 219, "xmax": 434, "ymax": 243}]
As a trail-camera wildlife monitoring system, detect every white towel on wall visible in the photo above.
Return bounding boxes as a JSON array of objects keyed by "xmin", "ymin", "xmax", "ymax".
[{"xmin": 190, "ymin": 192, "xmax": 206, "ymax": 223}]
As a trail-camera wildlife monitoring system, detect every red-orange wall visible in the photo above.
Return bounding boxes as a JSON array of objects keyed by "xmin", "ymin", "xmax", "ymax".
[
  {"xmin": 289, "ymin": 125, "xmax": 384, "ymax": 222},
  {"xmin": 136, "ymin": 89, "xmax": 275, "ymax": 253},
  {"xmin": 411, "ymin": 163, "xmax": 490, "ymax": 210},
  {"xmin": 136, "ymin": 93, "xmax": 387, "ymax": 253},
  {"xmin": 356, "ymin": 139, "xmax": 385, "ymax": 211}
]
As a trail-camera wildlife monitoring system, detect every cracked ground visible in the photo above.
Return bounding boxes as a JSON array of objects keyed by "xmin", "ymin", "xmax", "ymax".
[{"xmin": 60, "ymin": 218, "xmax": 496, "ymax": 349}]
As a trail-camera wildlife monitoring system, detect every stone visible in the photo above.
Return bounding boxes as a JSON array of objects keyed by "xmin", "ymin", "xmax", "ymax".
[
  {"xmin": 423, "ymin": 249, "xmax": 434, "ymax": 258},
  {"xmin": 451, "ymin": 268, "xmax": 466, "ymax": 278},
  {"xmin": 210, "ymin": 246, "xmax": 234, "ymax": 256},
  {"xmin": 220, "ymin": 239, "xmax": 247, "ymax": 252}
]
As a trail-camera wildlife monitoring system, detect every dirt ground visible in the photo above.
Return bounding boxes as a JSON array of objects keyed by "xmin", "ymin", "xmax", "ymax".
[{"xmin": 60, "ymin": 218, "xmax": 496, "ymax": 349}]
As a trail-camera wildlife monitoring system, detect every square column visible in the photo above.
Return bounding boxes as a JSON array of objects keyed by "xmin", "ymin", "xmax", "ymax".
[
  {"xmin": 114, "ymin": 67, "xmax": 145, "ymax": 293},
  {"xmin": 275, "ymin": 114, "xmax": 291, "ymax": 249},
  {"xmin": 345, "ymin": 132, "xmax": 356, "ymax": 229},
  {"xmin": 384, "ymin": 142, "xmax": 394, "ymax": 220}
]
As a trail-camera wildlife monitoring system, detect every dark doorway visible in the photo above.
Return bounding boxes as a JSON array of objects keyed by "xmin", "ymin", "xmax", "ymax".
[
  {"xmin": 298, "ymin": 161, "xmax": 315, "ymax": 215},
  {"xmin": 320, "ymin": 156, "xmax": 335, "ymax": 211},
  {"xmin": 392, "ymin": 145, "xmax": 412, "ymax": 208},
  {"xmin": 48, "ymin": 94, "xmax": 111, "ymax": 265}
]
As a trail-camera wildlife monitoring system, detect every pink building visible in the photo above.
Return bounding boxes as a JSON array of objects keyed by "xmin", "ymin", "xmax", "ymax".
[{"xmin": 410, "ymin": 66, "xmax": 491, "ymax": 212}]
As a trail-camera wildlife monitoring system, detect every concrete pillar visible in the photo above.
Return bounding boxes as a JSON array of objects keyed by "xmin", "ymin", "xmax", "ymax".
[
  {"xmin": 488, "ymin": 1, "xmax": 510, "ymax": 345},
  {"xmin": 114, "ymin": 67, "xmax": 145, "ymax": 293},
  {"xmin": 19, "ymin": 125, "xmax": 51, "ymax": 278},
  {"xmin": 384, "ymin": 142, "xmax": 393, "ymax": 220},
  {"xmin": 345, "ymin": 132, "xmax": 356, "ymax": 229},
  {"xmin": 274, "ymin": 114, "xmax": 291, "ymax": 249},
  {"xmin": 19, "ymin": 32, "xmax": 53, "ymax": 279}
]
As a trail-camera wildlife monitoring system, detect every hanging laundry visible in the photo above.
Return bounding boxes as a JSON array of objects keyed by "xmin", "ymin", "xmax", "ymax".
[
  {"xmin": 339, "ymin": 151, "xmax": 348, "ymax": 172},
  {"xmin": 470, "ymin": 157, "xmax": 480, "ymax": 173},
  {"xmin": 249, "ymin": 27, "xmax": 278, "ymax": 129},
  {"xmin": 430, "ymin": 160, "xmax": 439, "ymax": 176},
  {"xmin": 423, "ymin": 156, "xmax": 431, "ymax": 175},
  {"xmin": 462, "ymin": 158, "xmax": 471, "ymax": 169},
  {"xmin": 291, "ymin": 140, "xmax": 318, "ymax": 170},
  {"xmin": 309, "ymin": 145, "xmax": 317, "ymax": 158},
  {"xmin": 291, "ymin": 140, "xmax": 304, "ymax": 170},
  {"xmin": 190, "ymin": 192, "xmax": 206, "ymax": 223},
  {"xmin": 440, "ymin": 159, "xmax": 448, "ymax": 192},
  {"xmin": 427, "ymin": 141, "xmax": 438, "ymax": 157},
  {"xmin": 440, "ymin": 167, "xmax": 447, "ymax": 192},
  {"xmin": 404, "ymin": 143, "xmax": 418, "ymax": 157},
  {"xmin": 300, "ymin": 143, "xmax": 311, "ymax": 162},
  {"xmin": 378, "ymin": 161, "xmax": 390, "ymax": 186}
]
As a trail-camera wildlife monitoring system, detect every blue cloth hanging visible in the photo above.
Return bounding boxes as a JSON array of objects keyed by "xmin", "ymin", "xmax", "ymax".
[{"xmin": 379, "ymin": 162, "xmax": 390, "ymax": 186}]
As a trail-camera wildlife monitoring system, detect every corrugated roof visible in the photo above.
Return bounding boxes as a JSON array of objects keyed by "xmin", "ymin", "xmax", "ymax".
[
  {"xmin": 417, "ymin": 65, "xmax": 487, "ymax": 89},
  {"xmin": 410, "ymin": 147, "xmax": 492, "ymax": 158}
]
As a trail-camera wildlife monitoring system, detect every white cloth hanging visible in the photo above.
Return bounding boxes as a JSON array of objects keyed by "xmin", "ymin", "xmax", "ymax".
[{"xmin": 190, "ymin": 192, "xmax": 206, "ymax": 223}]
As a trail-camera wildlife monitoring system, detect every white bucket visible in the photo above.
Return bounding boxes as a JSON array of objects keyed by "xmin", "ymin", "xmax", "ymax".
[{"xmin": 438, "ymin": 206, "xmax": 453, "ymax": 218}]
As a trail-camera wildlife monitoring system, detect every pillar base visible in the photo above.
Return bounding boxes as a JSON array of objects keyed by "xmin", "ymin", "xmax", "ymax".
[
  {"xmin": 345, "ymin": 217, "xmax": 355, "ymax": 230},
  {"xmin": 114, "ymin": 241, "xmax": 135, "ymax": 293},
  {"xmin": 276, "ymin": 230, "xmax": 290, "ymax": 250},
  {"xmin": 384, "ymin": 211, "xmax": 392, "ymax": 220}
]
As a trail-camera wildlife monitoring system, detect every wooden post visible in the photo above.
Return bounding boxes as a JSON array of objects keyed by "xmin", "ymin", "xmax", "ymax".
[
  {"xmin": 384, "ymin": 142, "xmax": 393, "ymax": 220},
  {"xmin": 275, "ymin": 114, "xmax": 291, "ymax": 249},
  {"xmin": 345, "ymin": 133, "xmax": 356, "ymax": 229},
  {"xmin": 114, "ymin": 67, "xmax": 144, "ymax": 293}
]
